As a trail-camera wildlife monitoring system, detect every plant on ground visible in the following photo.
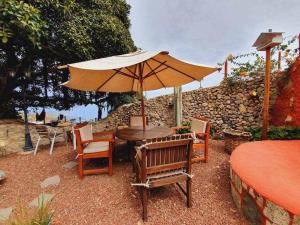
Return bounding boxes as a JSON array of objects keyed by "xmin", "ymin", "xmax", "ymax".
[
  {"xmin": 5, "ymin": 198, "xmax": 53, "ymax": 225},
  {"xmin": 245, "ymin": 126, "xmax": 300, "ymax": 141},
  {"xmin": 175, "ymin": 121, "xmax": 191, "ymax": 134}
]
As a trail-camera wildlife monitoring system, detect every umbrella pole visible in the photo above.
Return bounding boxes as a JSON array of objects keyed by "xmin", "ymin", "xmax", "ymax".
[
  {"xmin": 139, "ymin": 64, "xmax": 146, "ymax": 131},
  {"xmin": 140, "ymin": 85, "xmax": 146, "ymax": 131}
]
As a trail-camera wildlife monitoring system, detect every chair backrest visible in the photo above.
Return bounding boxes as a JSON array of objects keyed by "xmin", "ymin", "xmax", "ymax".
[
  {"xmin": 73, "ymin": 122, "xmax": 90, "ymax": 152},
  {"xmin": 190, "ymin": 117, "xmax": 211, "ymax": 135},
  {"xmin": 139, "ymin": 135, "xmax": 193, "ymax": 176},
  {"xmin": 35, "ymin": 125, "xmax": 49, "ymax": 137},
  {"xmin": 130, "ymin": 115, "xmax": 148, "ymax": 127}
]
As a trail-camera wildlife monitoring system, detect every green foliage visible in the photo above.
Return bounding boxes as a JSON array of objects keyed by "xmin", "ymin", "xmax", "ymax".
[
  {"xmin": 176, "ymin": 121, "xmax": 191, "ymax": 134},
  {"xmin": 245, "ymin": 126, "xmax": 300, "ymax": 141},
  {"xmin": 219, "ymin": 35, "xmax": 299, "ymax": 88},
  {"xmin": 0, "ymin": 0, "xmax": 136, "ymax": 118},
  {"xmin": 210, "ymin": 124, "xmax": 217, "ymax": 137},
  {"xmin": 0, "ymin": 0, "xmax": 46, "ymax": 46}
]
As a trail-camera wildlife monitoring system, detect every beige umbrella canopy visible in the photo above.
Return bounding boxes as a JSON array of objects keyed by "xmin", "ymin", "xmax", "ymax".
[{"xmin": 62, "ymin": 50, "xmax": 218, "ymax": 130}]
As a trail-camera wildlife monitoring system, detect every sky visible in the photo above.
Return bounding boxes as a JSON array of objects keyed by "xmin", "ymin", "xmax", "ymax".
[{"xmin": 45, "ymin": 0, "xmax": 300, "ymax": 120}]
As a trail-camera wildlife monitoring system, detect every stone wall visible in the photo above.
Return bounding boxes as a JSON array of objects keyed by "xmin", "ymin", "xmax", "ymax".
[
  {"xmin": 96, "ymin": 75, "xmax": 277, "ymax": 134},
  {"xmin": 230, "ymin": 166, "xmax": 300, "ymax": 225}
]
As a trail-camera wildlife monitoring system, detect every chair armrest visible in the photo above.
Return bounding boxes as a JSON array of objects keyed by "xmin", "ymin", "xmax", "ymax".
[
  {"xmin": 93, "ymin": 131, "xmax": 115, "ymax": 142},
  {"xmin": 91, "ymin": 138, "xmax": 115, "ymax": 143}
]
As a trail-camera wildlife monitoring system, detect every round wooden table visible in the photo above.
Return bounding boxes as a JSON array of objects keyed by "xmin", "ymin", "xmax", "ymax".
[
  {"xmin": 116, "ymin": 126, "xmax": 173, "ymax": 141},
  {"xmin": 116, "ymin": 126, "xmax": 173, "ymax": 170}
]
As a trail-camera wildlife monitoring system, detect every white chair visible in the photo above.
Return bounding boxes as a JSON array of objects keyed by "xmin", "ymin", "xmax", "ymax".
[{"xmin": 34, "ymin": 125, "xmax": 65, "ymax": 155}]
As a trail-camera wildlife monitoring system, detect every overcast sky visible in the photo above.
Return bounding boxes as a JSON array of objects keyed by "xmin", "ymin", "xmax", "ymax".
[
  {"xmin": 48, "ymin": 0, "xmax": 300, "ymax": 120},
  {"xmin": 127, "ymin": 0, "xmax": 300, "ymax": 98}
]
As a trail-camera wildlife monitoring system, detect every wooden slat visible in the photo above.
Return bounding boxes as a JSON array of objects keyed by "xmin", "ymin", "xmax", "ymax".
[
  {"xmin": 146, "ymin": 161, "xmax": 186, "ymax": 174},
  {"xmin": 146, "ymin": 140, "xmax": 190, "ymax": 150},
  {"xmin": 83, "ymin": 167, "xmax": 109, "ymax": 175},
  {"xmin": 150, "ymin": 175, "xmax": 187, "ymax": 188}
]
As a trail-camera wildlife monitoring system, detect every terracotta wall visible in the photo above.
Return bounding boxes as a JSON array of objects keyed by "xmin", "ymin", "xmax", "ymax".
[{"xmin": 272, "ymin": 57, "xmax": 300, "ymax": 127}]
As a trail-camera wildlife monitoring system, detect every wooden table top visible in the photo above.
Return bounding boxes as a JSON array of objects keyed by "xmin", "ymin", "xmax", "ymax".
[{"xmin": 116, "ymin": 126, "xmax": 173, "ymax": 141}]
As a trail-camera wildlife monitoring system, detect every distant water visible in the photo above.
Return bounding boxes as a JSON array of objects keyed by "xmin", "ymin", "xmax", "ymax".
[{"xmin": 30, "ymin": 104, "xmax": 108, "ymax": 122}]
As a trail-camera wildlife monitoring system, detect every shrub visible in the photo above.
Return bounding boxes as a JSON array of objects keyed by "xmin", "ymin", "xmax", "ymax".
[
  {"xmin": 175, "ymin": 121, "xmax": 191, "ymax": 134},
  {"xmin": 245, "ymin": 126, "xmax": 300, "ymax": 141}
]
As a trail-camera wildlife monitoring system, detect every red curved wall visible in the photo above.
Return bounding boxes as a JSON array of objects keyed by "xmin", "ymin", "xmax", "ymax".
[{"xmin": 272, "ymin": 57, "xmax": 300, "ymax": 127}]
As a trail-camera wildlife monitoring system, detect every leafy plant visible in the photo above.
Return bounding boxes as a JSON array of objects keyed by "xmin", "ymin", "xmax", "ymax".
[
  {"xmin": 176, "ymin": 121, "xmax": 191, "ymax": 134},
  {"xmin": 245, "ymin": 126, "xmax": 300, "ymax": 141},
  {"xmin": 5, "ymin": 198, "xmax": 53, "ymax": 225}
]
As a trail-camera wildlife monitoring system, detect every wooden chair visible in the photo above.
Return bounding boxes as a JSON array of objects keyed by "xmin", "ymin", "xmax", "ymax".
[
  {"xmin": 172, "ymin": 117, "xmax": 211, "ymax": 163},
  {"xmin": 34, "ymin": 125, "xmax": 65, "ymax": 155},
  {"xmin": 130, "ymin": 115, "xmax": 148, "ymax": 127},
  {"xmin": 133, "ymin": 135, "xmax": 193, "ymax": 221},
  {"xmin": 74, "ymin": 123, "xmax": 114, "ymax": 179}
]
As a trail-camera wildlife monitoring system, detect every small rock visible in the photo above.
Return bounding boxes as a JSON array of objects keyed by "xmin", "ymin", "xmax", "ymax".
[
  {"xmin": 0, "ymin": 207, "xmax": 12, "ymax": 222},
  {"xmin": 40, "ymin": 175, "xmax": 60, "ymax": 188},
  {"xmin": 63, "ymin": 161, "xmax": 78, "ymax": 169}
]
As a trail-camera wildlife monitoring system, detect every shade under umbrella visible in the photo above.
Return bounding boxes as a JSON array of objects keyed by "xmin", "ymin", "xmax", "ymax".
[{"xmin": 62, "ymin": 50, "xmax": 218, "ymax": 129}]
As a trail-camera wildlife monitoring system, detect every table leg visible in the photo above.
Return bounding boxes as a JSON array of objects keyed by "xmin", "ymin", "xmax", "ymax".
[{"xmin": 127, "ymin": 140, "xmax": 136, "ymax": 172}]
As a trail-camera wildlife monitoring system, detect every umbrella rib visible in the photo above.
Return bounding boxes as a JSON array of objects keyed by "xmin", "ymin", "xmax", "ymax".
[
  {"xmin": 125, "ymin": 67, "xmax": 139, "ymax": 78},
  {"xmin": 143, "ymin": 60, "xmax": 167, "ymax": 79},
  {"xmin": 150, "ymin": 58, "xmax": 197, "ymax": 81},
  {"xmin": 131, "ymin": 65, "xmax": 137, "ymax": 91},
  {"xmin": 145, "ymin": 61, "xmax": 166, "ymax": 88},
  {"xmin": 113, "ymin": 69, "xmax": 136, "ymax": 79},
  {"xmin": 95, "ymin": 70, "xmax": 119, "ymax": 91}
]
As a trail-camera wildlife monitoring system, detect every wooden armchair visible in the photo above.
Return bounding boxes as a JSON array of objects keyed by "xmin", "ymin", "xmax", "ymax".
[
  {"xmin": 133, "ymin": 135, "xmax": 193, "ymax": 221},
  {"xmin": 74, "ymin": 123, "xmax": 115, "ymax": 179},
  {"xmin": 172, "ymin": 117, "xmax": 211, "ymax": 163}
]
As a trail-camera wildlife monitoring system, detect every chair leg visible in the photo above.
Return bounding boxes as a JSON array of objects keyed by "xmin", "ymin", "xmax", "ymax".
[
  {"xmin": 204, "ymin": 146, "xmax": 208, "ymax": 163},
  {"xmin": 187, "ymin": 179, "xmax": 192, "ymax": 207},
  {"xmin": 78, "ymin": 156, "xmax": 84, "ymax": 179},
  {"xmin": 34, "ymin": 136, "xmax": 41, "ymax": 155},
  {"xmin": 108, "ymin": 156, "xmax": 113, "ymax": 176},
  {"xmin": 49, "ymin": 133, "xmax": 56, "ymax": 155},
  {"xmin": 142, "ymin": 188, "xmax": 148, "ymax": 221}
]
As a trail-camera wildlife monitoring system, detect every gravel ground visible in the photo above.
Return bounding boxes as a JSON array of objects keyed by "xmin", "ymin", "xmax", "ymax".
[{"xmin": 0, "ymin": 140, "xmax": 248, "ymax": 225}]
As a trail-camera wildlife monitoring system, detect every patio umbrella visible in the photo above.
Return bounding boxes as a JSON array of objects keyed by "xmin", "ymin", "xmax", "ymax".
[{"xmin": 61, "ymin": 50, "xmax": 218, "ymax": 130}]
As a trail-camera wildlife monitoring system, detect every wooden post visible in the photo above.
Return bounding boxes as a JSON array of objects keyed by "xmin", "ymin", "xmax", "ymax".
[
  {"xmin": 174, "ymin": 86, "xmax": 182, "ymax": 126},
  {"xmin": 262, "ymin": 47, "xmax": 271, "ymax": 140},
  {"xmin": 224, "ymin": 59, "xmax": 228, "ymax": 80},
  {"xmin": 139, "ymin": 63, "xmax": 146, "ymax": 131}
]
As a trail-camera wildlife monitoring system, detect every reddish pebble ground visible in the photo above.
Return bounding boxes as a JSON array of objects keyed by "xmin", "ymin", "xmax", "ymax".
[{"xmin": 0, "ymin": 140, "xmax": 248, "ymax": 225}]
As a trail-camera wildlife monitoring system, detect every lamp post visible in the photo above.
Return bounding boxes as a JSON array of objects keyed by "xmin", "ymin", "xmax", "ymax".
[
  {"xmin": 253, "ymin": 29, "xmax": 283, "ymax": 140},
  {"xmin": 23, "ymin": 69, "xmax": 33, "ymax": 151},
  {"xmin": 9, "ymin": 68, "xmax": 34, "ymax": 151}
]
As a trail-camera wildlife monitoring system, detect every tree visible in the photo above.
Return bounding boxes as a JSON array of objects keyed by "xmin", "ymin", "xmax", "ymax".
[{"xmin": 0, "ymin": 0, "xmax": 136, "ymax": 119}]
